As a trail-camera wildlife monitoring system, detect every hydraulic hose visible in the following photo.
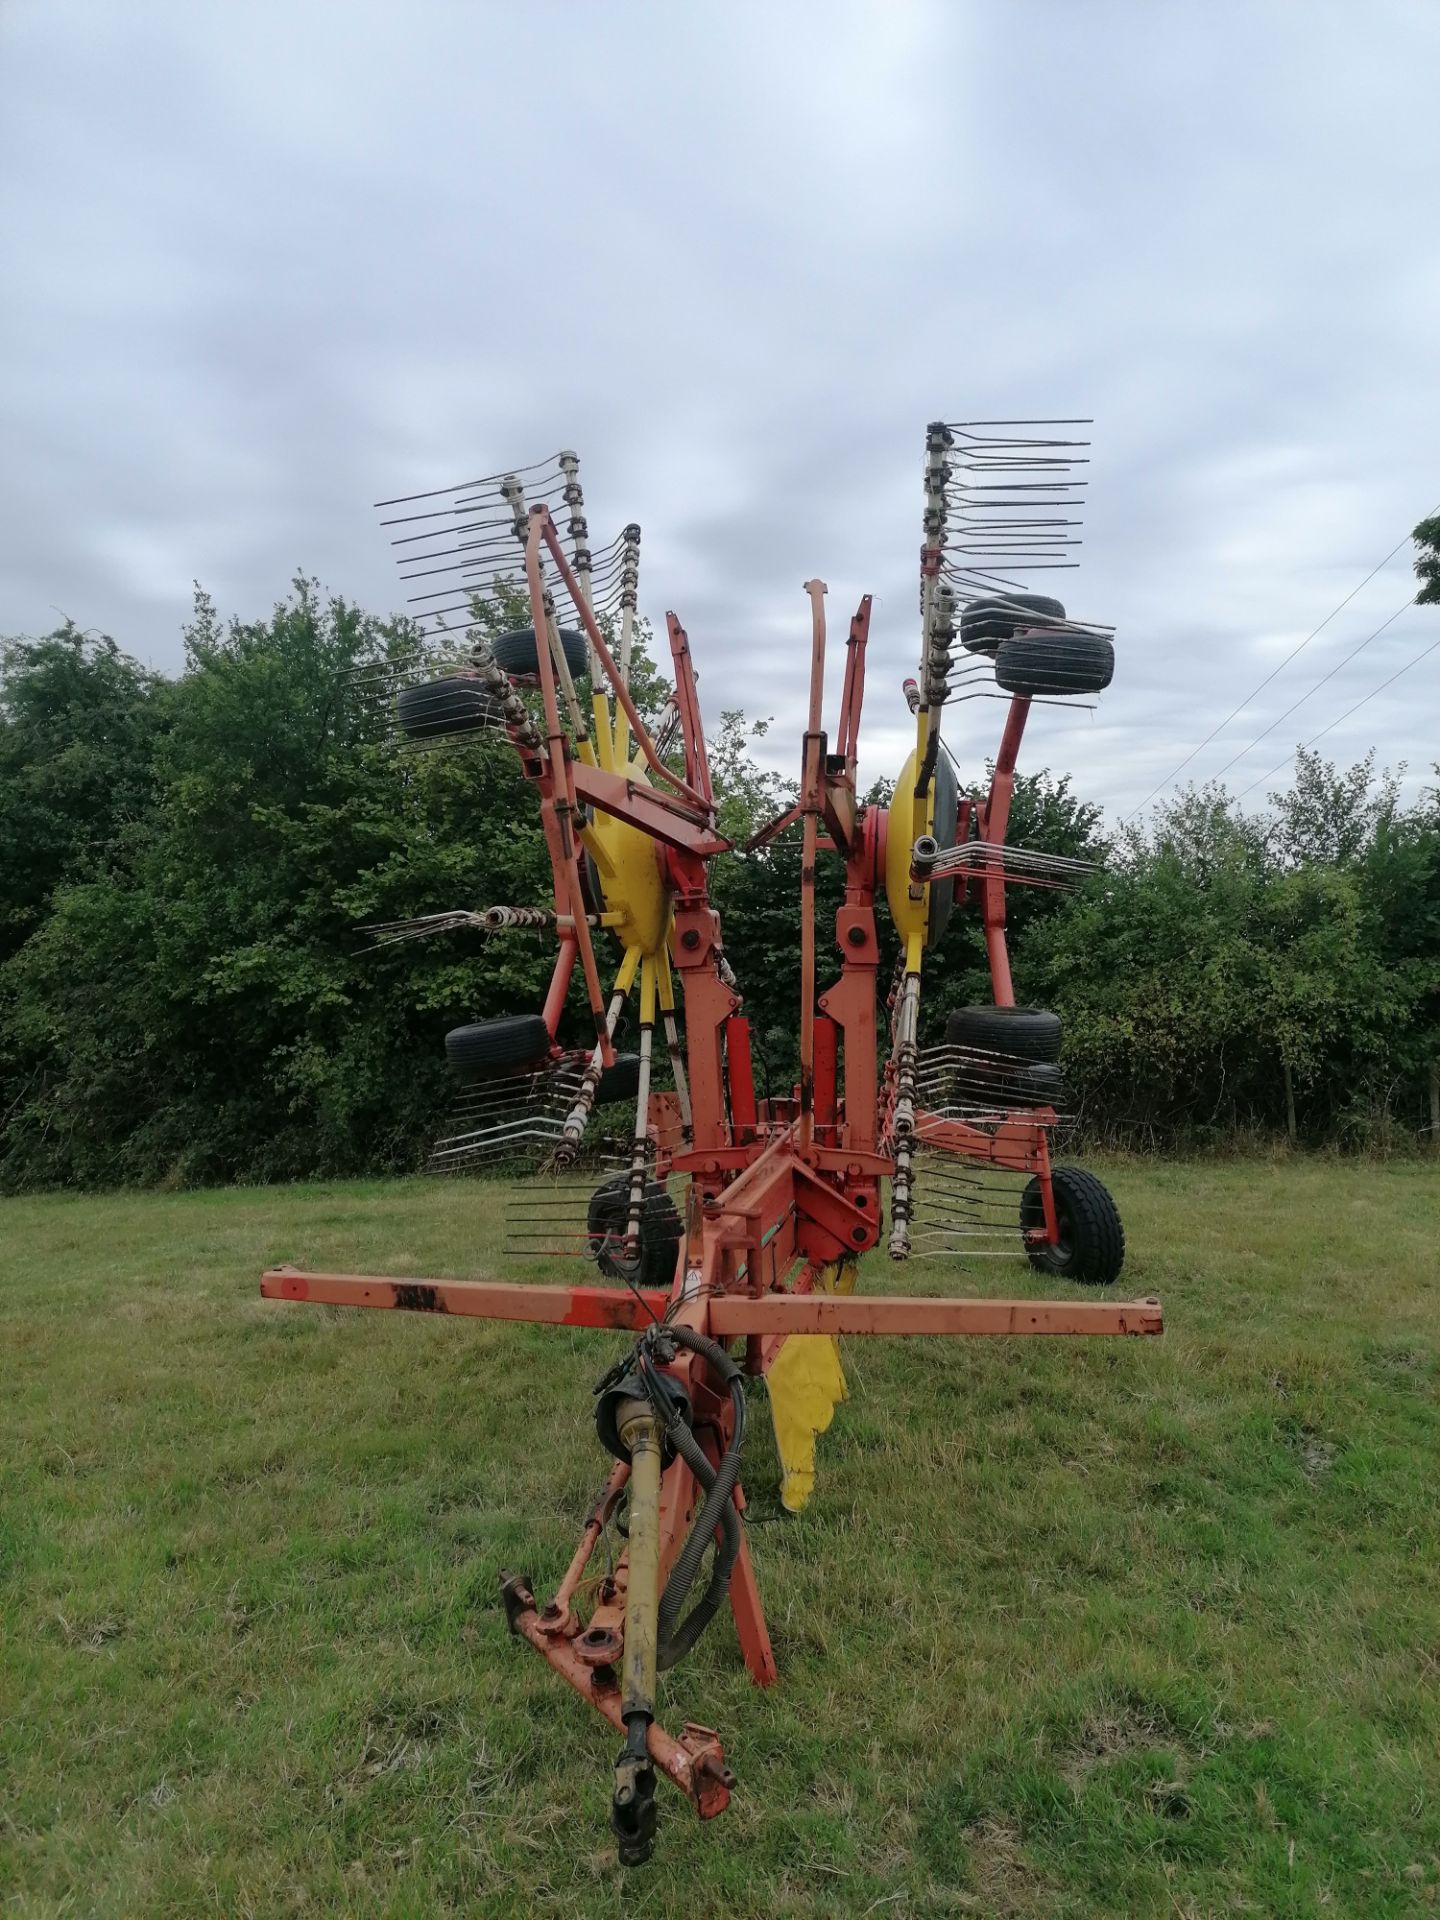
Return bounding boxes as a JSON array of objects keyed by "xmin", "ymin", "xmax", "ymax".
[
  {"xmin": 646, "ymin": 1326, "xmax": 747, "ymax": 1670},
  {"xmin": 656, "ymin": 1401, "xmax": 741, "ymax": 1669}
]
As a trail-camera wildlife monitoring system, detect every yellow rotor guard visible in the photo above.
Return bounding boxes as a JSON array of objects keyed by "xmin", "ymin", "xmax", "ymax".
[
  {"xmin": 766, "ymin": 1257, "xmax": 859, "ymax": 1513},
  {"xmin": 883, "ymin": 742, "xmax": 937, "ymax": 949},
  {"xmin": 578, "ymin": 702, "xmax": 672, "ymax": 958}
]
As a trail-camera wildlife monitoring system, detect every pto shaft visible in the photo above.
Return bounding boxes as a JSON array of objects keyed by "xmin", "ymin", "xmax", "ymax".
[{"xmin": 612, "ymin": 1399, "xmax": 662, "ymax": 1865}]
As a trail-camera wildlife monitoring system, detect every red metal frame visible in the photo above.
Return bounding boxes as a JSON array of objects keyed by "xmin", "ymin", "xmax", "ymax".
[
  {"xmin": 264, "ymin": 495, "xmax": 1159, "ymax": 1855},
  {"xmin": 262, "ymin": 1265, "xmax": 1161, "ymax": 1341}
]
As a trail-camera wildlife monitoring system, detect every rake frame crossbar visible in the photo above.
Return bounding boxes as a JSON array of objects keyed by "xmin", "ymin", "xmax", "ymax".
[{"xmin": 262, "ymin": 1268, "xmax": 1161, "ymax": 1340}]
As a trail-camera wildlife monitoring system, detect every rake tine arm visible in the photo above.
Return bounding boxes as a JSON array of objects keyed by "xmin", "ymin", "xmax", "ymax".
[
  {"xmin": 973, "ymin": 691, "xmax": 1034, "ymax": 1005},
  {"xmin": 667, "ymin": 613, "xmax": 713, "ymax": 807},
  {"xmin": 524, "ymin": 513, "xmax": 612, "ymax": 1058},
  {"xmin": 742, "ymin": 799, "xmax": 804, "ymax": 855},
  {"xmin": 538, "ymin": 515, "xmax": 710, "ymax": 812}
]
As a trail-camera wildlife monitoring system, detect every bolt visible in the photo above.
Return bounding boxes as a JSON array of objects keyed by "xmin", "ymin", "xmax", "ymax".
[
  {"xmin": 851, "ymin": 1226, "xmax": 868, "ymax": 1244},
  {"xmin": 847, "ymin": 925, "xmax": 868, "ymax": 948},
  {"xmin": 680, "ymin": 928, "xmax": 701, "ymax": 950}
]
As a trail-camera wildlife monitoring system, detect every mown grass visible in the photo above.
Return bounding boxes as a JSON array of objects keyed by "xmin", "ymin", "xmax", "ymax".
[{"xmin": 3, "ymin": 1159, "xmax": 1439, "ymax": 1917}]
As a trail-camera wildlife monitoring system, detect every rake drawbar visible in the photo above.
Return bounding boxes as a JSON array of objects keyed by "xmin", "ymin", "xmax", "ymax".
[{"xmin": 261, "ymin": 1225, "xmax": 1159, "ymax": 1851}]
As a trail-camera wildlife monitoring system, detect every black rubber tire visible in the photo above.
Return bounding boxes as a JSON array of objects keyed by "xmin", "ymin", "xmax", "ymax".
[
  {"xmin": 994, "ymin": 628, "xmax": 1114, "ymax": 697},
  {"xmin": 595, "ymin": 1053, "xmax": 642, "ymax": 1106},
  {"xmin": 944, "ymin": 1005, "xmax": 1062, "ymax": 1064},
  {"xmin": 960, "ymin": 593, "xmax": 1066, "ymax": 654},
  {"xmin": 396, "ymin": 675, "xmax": 502, "ymax": 739},
  {"xmin": 491, "ymin": 624, "xmax": 588, "ymax": 680},
  {"xmin": 926, "ymin": 750, "xmax": 958, "ymax": 947},
  {"xmin": 444, "ymin": 1014, "xmax": 551, "ymax": 1081},
  {"xmin": 586, "ymin": 1175, "xmax": 684, "ymax": 1288},
  {"xmin": 1020, "ymin": 1167, "xmax": 1124, "ymax": 1285}
]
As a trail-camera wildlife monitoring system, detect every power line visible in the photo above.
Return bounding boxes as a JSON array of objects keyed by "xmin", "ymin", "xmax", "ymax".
[
  {"xmin": 1208, "ymin": 595, "xmax": 1414, "ymax": 783},
  {"xmin": 1122, "ymin": 514, "xmax": 1430, "ymax": 822},
  {"xmin": 1236, "ymin": 619, "xmax": 1440, "ymax": 801}
]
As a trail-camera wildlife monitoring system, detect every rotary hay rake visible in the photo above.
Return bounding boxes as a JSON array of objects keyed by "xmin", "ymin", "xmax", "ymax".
[{"xmin": 263, "ymin": 422, "xmax": 1163, "ymax": 1866}]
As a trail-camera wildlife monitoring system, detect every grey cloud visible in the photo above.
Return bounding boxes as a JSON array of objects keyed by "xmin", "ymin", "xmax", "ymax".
[{"xmin": 2, "ymin": 0, "xmax": 1438, "ymax": 820}]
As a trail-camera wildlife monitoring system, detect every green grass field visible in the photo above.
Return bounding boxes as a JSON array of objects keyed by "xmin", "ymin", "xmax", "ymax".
[{"xmin": 4, "ymin": 1160, "xmax": 1439, "ymax": 1917}]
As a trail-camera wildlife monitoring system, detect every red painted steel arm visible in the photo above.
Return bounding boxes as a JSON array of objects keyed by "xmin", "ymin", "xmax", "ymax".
[
  {"xmin": 572, "ymin": 761, "xmax": 730, "ymax": 857},
  {"xmin": 524, "ymin": 514, "xmax": 613, "ymax": 1058},
  {"xmin": 978, "ymin": 691, "xmax": 1032, "ymax": 1006},
  {"xmin": 798, "ymin": 579, "xmax": 828, "ymax": 1148},
  {"xmin": 709, "ymin": 1294, "xmax": 1163, "ymax": 1338},
  {"xmin": 261, "ymin": 1270, "xmax": 666, "ymax": 1329},
  {"xmin": 725, "ymin": 1015, "xmax": 759, "ymax": 1141},
  {"xmin": 817, "ymin": 806, "xmax": 883, "ymax": 1155},
  {"xmin": 667, "ymin": 614, "xmax": 713, "ymax": 807},
  {"xmin": 835, "ymin": 593, "xmax": 871, "ymax": 773},
  {"xmin": 914, "ymin": 1109, "xmax": 1051, "ymax": 1171},
  {"xmin": 537, "ymin": 516, "xmax": 710, "ymax": 812},
  {"xmin": 264, "ymin": 1270, "xmax": 1163, "ymax": 1340},
  {"xmin": 743, "ymin": 799, "xmax": 804, "ymax": 854},
  {"xmin": 541, "ymin": 936, "xmax": 578, "ymax": 1037},
  {"xmin": 501, "ymin": 1577, "xmax": 735, "ymax": 1818},
  {"xmin": 668, "ymin": 900, "xmax": 741, "ymax": 1155}
]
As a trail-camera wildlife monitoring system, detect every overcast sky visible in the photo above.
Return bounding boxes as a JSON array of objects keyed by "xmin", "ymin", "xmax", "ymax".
[{"xmin": 3, "ymin": 0, "xmax": 1438, "ymax": 821}]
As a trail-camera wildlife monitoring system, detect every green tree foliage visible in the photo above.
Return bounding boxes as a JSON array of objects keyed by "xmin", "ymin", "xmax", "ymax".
[
  {"xmin": 1021, "ymin": 755, "xmax": 1440, "ymax": 1146},
  {"xmin": 2, "ymin": 584, "xmax": 1438, "ymax": 1187},
  {"xmin": 1, "ymin": 584, "xmax": 549, "ymax": 1185},
  {"xmin": 1414, "ymin": 512, "xmax": 1440, "ymax": 605},
  {"xmin": 0, "ymin": 625, "xmax": 167, "ymax": 961}
]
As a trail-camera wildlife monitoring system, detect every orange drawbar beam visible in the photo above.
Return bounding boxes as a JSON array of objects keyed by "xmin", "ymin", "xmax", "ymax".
[
  {"xmin": 708, "ymin": 1294, "xmax": 1163, "ymax": 1339},
  {"xmin": 261, "ymin": 1269, "xmax": 667, "ymax": 1329},
  {"xmin": 263, "ymin": 1269, "xmax": 1161, "ymax": 1341}
]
